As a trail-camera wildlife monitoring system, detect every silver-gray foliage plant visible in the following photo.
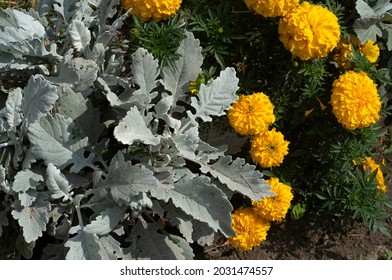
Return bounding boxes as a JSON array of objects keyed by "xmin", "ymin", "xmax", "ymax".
[{"xmin": 0, "ymin": 0, "xmax": 272, "ymax": 259}]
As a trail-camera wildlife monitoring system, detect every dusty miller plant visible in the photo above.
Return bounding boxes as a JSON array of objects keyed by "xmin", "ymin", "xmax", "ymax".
[{"xmin": 0, "ymin": 0, "xmax": 272, "ymax": 259}]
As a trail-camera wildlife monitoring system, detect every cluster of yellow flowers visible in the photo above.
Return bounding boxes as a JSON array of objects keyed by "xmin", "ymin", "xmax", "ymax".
[
  {"xmin": 227, "ymin": 92, "xmax": 289, "ymax": 168},
  {"xmin": 229, "ymin": 178, "xmax": 293, "ymax": 250},
  {"xmin": 244, "ymin": 1, "xmax": 341, "ymax": 60},
  {"xmin": 122, "ymin": 0, "xmax": 182, "ymax": 22},
  {"xmin": 333, "ymin": 36, "xmax": 380, "ymax": 69},
  {"xmin": 331, "ymin": 71, "xmax": 381, "ymax": 130}
]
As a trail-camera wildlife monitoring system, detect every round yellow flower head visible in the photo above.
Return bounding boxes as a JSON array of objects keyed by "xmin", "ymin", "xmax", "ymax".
[
  {"xmin": 229, "ymin": 207, "xmax": 271, "ymax": 250},
  {"xmin": 250, "ymin": 128, "xmax": 289, "ymax": 168},
  {"xmin": 361, "ymin": 157, "xmax": 387, "ymax": 194},
  {"xmin": 122, "ymin": 0, "xmax": 182, "ymax": 22},
  {"xmin": 278, "ymin": 1, "xmax": 341, "ymax": 60},
  {"xmin": 227, "ymin": 92, "xmax": 275, "ymax": 135},
  {"xmin": 244, "ymin": 0, "xmax": 299, "ymax": 17},
  {"xmin": 360, "ymin": 40, "xmax": 380, "ymax": 63},
  {"xmin": 331, "ymin": 71, "xmax": 381, "ymax": 130},
  {"xmin": 253, "ymin": 177, "xmax": 294, "ymax": 222}
]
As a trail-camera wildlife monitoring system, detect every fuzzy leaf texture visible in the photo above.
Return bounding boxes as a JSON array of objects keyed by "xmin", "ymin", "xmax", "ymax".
[
  {"xmin": 27, "ymin": 113, "xmax": 95, "ymax": 173},
  {"xmin": 46, "ymin": 163, "xmax": 73, "ymax": 201},
  {"xmin": 163, "ymin": 174, "xmax": 235, "ymax": 237},
  {"xmin": 0, "ymin": 8, "xmax": 60, "ymax": 63},
  {"xmin": 114, "ymin": 107, "xmax": 160, "ymax": 146},
  {"xmin": 354, "ymin": 0, "xmax": 392, "ymax": 45},
  {"xmin": 5, "ymin": 88, "xmax": 23, "ymax": 131},
  {"xmin": 68, "ymin": 20, "xmax": 91, "ymax": 52},
  {"xmin": 161, "ymin": 31, "xmax": 203, "ymax": 111},
  {"xmin": 199, "ymin": 155, "xmax": 273, "ymax": 201},
  {"xmin": 84, "ymin": 207, "xmax": 126, "ymax": 235},
  {"xmin": 21, "ymin": 75, "xmax": 59, "ymax": 126},
  {"xmin": 65, "ymin": 229, "xmax": 101, "ymax": 260},
  {"xmin": 106, "ymin": 48, "xmax": 159, "ymax": 110},
  {"xmin": 189, "ymin": 67, "xmax": 239, "ymax": 122},
  {"xmin": 130, "ymin": 48, "xmax": 160, "ymax": 108},
  {"xmin": 129, "ymin": 220, "xmax": 189, "ymax": 260},
  {"xmin": 11, "ymin": 193, "xmax": 51, "ymax": 243},
  {"xmin": 12, "ymin": 169, "xmax": 43, "ymax": 193},
  {"xmin": 97, "ymin": 152, "xmax": 161, "ymax": 206}
]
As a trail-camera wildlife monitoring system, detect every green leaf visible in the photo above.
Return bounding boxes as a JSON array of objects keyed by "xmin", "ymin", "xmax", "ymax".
[
  {"xmin": 27, "ymin": 113, "xmax": 95, "ymax": 173},
  {"xmin": 188, "ymin": 67, "xmax": 239, "ymax": 122}
]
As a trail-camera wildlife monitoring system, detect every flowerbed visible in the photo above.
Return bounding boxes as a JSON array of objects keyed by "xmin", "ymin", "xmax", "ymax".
[{"xmin": 0, "ymin": 0, "xmax": 391, "ymax": 259}]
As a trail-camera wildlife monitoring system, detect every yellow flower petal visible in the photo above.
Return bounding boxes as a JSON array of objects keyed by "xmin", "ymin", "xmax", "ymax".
[
  {"xmin": 227, "ymin": 92, "xmax": 275, "ymax": 135},
  {"xmin": 122, "ymin": 0, "xmax": 182, "ymax": 21},
  {"xmin": 229, "ymin": 207, "xmax": 270, "ymax": 250},
  {"xmin": 252, "ymin": 177, "xmax": 294, "ymax": 222},
  {"xmin": 278, "ymin": 2, "xmax": 340, "ymax": 60},
  {"xmin": 331, "ymin": 71, "xmax": 381, "ymax": 130},
  {"xmin": 250, "ymin": 128, "xmax": 289, "ymax": 168},
  {"xmin": 244, "ymin": 0, "xmax": 299, "ymax": 17}
]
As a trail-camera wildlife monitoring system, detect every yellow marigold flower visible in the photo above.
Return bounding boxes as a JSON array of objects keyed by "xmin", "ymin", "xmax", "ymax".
[
  {"xmin": 122, "ymin": 0, "xmax": 182, "ymax": 22},
  {"xmin": 334, "ymin": 37, "xmax": 380, "ymax": 68},
  {"xmin": 331, "ymin": 71, "xmax": 381, "ymax": 130},
  {"xmin": 250, "ymin": 128, "xmax": 289, "ymax": 168},
  {"xmin": 227, "ymin": 92, "xmax": 275, "ymax": 135},
  {"xmin": 244, "ymin": 0, "xmax": 299, "ymax": 17},
  {"xmin": 229, "ymin": 207, "xmax": 271, "ymax": 250},
  {"xmin": 361, "ymin": 157, "xmax": 387, "ymax": 194},
  {"xmin": 360, "ymin": 40, "xmax": 380, "ymax": 63},
  {"xmin": 252, "ymin": 177, "xmax": 294, "ymax": 222},
  {"xmin": 278, "ymin": 2, "xmax": 340, "ymax": 60}
]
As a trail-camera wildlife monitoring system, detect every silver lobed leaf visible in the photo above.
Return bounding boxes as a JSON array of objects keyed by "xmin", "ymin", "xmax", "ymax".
[
  {"xmin": 21, "ymin": 75, "xmax": 59, "ymax": 126},
  {"xmin": 11, "ymin": 193, "xmax": 51, "ymax": 243},
  {"xmin": 114, "ymin": 106, "xmax": 161, "ymax": 146},
  {"xmin": 65, "ymin": 228, "xmax": 101, "ymax": 260},
  {"xmin": 199, "ymin": 155, "xmax": 273, "ymax": 201},
  {"xmin": 188, "ymin": 67, "xmax": 239, "ymax": 122},
  {"xmin": 27, "ymin": 113, "xmax": 95, "ymax": 173},
  {"xmin": 46, "ymin": 163, "xmax": 73, "ymax": 201},
  {"xmin": 163, "ymin": 174, "xmax": 234, "ymax": 237},
  {"xmin": 98, "ymin": 152, "xmax": 160, "ymax": 206},
  {"xmin": 161, "ymin": 31, "xmax": 203, "ymax": 113}
]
